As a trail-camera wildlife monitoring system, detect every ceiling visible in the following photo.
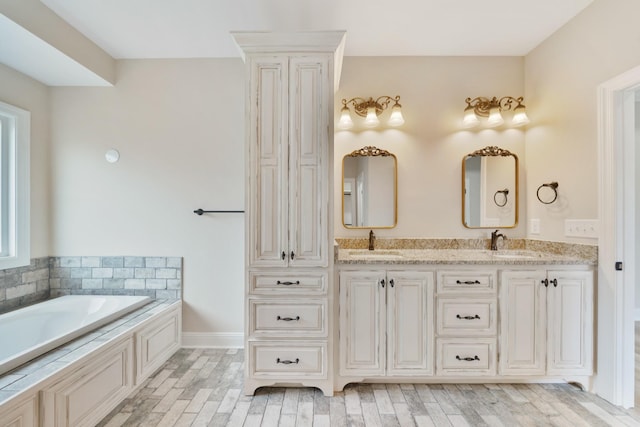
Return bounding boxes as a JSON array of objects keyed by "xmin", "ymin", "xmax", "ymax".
[{"xmin": 40, "ymin": 0, "xmax": 594, "ymax": 58}]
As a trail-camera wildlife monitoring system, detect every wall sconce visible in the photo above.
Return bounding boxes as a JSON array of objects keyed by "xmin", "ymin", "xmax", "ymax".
[
  {"xmin": 462, "ymin": 96, "xmax": 530, "ymax": 128},
  {"xmin": 338, "ymin": 95, "xmax": 404, "ymax": 130}
]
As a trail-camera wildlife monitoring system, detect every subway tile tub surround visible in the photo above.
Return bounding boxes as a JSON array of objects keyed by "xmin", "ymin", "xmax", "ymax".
[{"xmin": 0, "ymin": 256, "xmax": 182, "ymax": 314}]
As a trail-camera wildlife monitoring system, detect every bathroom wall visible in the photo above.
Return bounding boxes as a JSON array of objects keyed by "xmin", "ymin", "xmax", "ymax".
[
  {"xmin": 334, "ymin": 56, "xmax": 526, "ymax": 240},
  {"xmin": 0, "ymin": 63, "xmax": 50, "ymax": 259},
  {"xmin": 524, "ymin": 0, "xmax": 640, "ymax": 243},
  {"xmin": 49, "ymin": 59, "xmax": 245, "ymax": 343}
]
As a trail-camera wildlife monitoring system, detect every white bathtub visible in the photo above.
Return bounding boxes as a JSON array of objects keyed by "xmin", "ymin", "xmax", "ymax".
[{"xmin": 0, "ymin": 295, "xmax": 151, "ymax": 376}]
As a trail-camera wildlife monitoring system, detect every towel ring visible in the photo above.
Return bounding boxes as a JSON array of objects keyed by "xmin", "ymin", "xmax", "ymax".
[
  {"xmin": 493, "ymin": 189, "xmax": 509, "ymax": 207},
  {"xmin": 536, "ymin": 182, "xmax": 559, "ymax": 204}
]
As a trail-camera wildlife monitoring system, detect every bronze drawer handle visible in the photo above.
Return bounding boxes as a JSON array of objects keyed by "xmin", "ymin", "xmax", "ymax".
[
  {"xmin": 456, "ymin": 355, "xmax": 480, "ymax": 362},
  {"xmin": 276, "ymin": 358, "xmax": 300, "ymax": 365},
  {"xmin": 456, "ymin": 314, "xmax": 480, "ymax": 320},
  {"xmin": 276, "ymin": 281, "xmax": 300, "ymax": 286},
  {"xmin": 276, "ymin": 316, "xmax": 300, "ymax": 322},
  {"xmin": 456, "ymin": 280, "xmax": 481, "ymax": 285}
]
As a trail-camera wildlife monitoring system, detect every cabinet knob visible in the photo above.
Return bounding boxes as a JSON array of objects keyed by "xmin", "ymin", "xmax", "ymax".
[
  {"xmin": 380, "ymin": 279, "xmax": 385, "ymax": 288},
  {"xmin": 290, "ymin": 251, "xmax": 295, "ymax": 260},
  {"xmin": 389, "ymin": 279, "xmax": 395, "ymax": 288},
  {"xmin": 541, "ymin": 278, "xmax": 549, "ymax": 287},
  {"xmin": 550, "ymin": 278, "xmax": 558, "ymax": 287},
  {"xmin": 281, "ymin": 251, "xmax": 286, "ymax": 260}
]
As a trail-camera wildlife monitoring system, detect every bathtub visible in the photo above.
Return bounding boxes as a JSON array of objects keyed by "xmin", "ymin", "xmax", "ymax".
[{"xmin": 0, "ymin": 295, "xmax": 151, "ymax": 376}]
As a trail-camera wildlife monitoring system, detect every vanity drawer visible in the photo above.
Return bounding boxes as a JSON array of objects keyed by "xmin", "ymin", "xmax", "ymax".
[
  {"xmin": 437, "ymin": 298, "xmax": 496, "ymax": 336},
  {"xmin": 249, "ymin": 271, "xmax": 327, "ymax": 295},
  {"xmin": 437, "ymin": 270, "xmax": 497, "ymax": 294},
  {"xmin": 248, "ymin": 341, "xmax": 327, "ymax": 379},
  {"xmin": 436, "ymin": 338, "xmax": 496, "ymax": 376},
  {"xmin": 249, "ymin": 299, "xmax": 327, "ymax": 337}
]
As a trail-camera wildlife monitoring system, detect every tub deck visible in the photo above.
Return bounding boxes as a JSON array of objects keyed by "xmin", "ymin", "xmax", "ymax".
[{"xmin": 0, "ymin": 299, "xmax": 179, "ymax": 405}]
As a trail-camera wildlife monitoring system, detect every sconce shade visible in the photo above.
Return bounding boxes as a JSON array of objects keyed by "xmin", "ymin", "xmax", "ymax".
[
  {"xmin": 338, "ymin": 106, "xmax": 354, "ymax": 129},
  {"xmin": 338, "ymin": 95, "xmax": 403, "ymax": 129},
  {"xmin": 387, "ymin": 103, "xmax": 405, "ymax": 127},
  {"xmin": 511, "ymin": 104, "xmax": 530, "ymax": 126},
  {"xmin": 364, "ymin": 106, "xmax": 380, "ymax": 127},
  {"xmin": 462, "ymin": 105, "xmax": 480, "ymax": 128},
  {"xmin": 487, "ymin": 106, "xmax": 504, "ymax": 127}
]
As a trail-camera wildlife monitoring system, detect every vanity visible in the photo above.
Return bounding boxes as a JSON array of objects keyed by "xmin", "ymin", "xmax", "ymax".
[{"xmin": 335, "ymin": 246, "xmax": 595, "ymax": 391}]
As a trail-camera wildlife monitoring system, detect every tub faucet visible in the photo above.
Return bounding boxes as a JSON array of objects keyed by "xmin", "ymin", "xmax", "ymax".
[
  {"xmin": 490, "ymin": 229, "xmax": 506, "ymax": 251},
  {"xmin": 368, "ymin": 230, "xmax": 376, "ymax": 251}
]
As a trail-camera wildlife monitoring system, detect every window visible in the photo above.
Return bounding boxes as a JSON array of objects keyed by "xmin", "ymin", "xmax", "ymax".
[{"xmin": 0, "ymin": 101, "xmax": 29, "ymax": 269}]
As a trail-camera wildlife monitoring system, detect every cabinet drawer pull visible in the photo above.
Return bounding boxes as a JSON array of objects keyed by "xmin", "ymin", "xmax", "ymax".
[
  {"xmin": 550, "ymin": 278, "xmax": 558, "ymax": 287},
  {"xmin": 276, "ymin": 280, "xmax": 300, "ymax": 286},
  {"xmin": 456, "ymin": 314, "xmax": 480, "ymax": 320},
  {"xmin": 276, "ymin": 315, "xmax": 300, "ymax": 322},
  {"xmin": 455, "ymin": 355, "xmax": 480, "ymax": 362},
  {"xmin": 456, "ymin": 280, "xmax": 481, "ymax": 285},
  {"xmin": 276, "ymin": 358, "xmax": 300, "ymax": 365}
]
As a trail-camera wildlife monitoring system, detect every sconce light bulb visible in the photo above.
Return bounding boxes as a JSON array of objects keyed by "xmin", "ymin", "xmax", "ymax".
[
  {"xmin": 364, "ymin": 106, "xmax": 380, "ymax": 127},
  {"xmin": 387, "ymin": 103, "xmax": 405, "ymax": 127},
  {"xmin": 462, "ymin": 106, "xmax": 480, "ymax": 128},
  {"xmin": 512, "ymin": 105, "xmax": 530, "ymax": 127},
  {"xmin": 338, "ymin": 106, "xmax": 354, "ymax": 130},
  {"xmin": 487, "ymin": 107, "xmax": 504, "ymax": 127}
]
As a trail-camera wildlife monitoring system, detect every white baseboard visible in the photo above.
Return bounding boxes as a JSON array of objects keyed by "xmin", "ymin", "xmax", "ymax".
[
  {"xmin": 182, "ymin": 332, "xmax": 244, "ymax": 348},
  {"xmin": 635, "ymin": 308, "xmax": 640, "ymax": 321}
]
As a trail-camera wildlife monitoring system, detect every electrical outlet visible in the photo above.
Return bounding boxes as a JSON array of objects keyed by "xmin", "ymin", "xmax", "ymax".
[
  {"xmin": 530, "ymin": 218, "xmax": 540, "ymax": 235},
  {"xmin": 565, "ymin": 219, "xmax": 599, "ymax": 238}
]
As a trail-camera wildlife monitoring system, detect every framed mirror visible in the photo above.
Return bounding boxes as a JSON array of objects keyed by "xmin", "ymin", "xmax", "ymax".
[
  {"xmin": 342, "ymin": 146, "xmax": 397, "ymax": 229},
  {"xmin": 462, "ymin": 146, "xmax": 518, "ymax": 228}
]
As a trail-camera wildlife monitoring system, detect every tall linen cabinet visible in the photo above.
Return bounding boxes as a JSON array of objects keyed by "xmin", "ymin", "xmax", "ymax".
[{"xmin": 232, "ymin": 32, "xmax": 345, "ymax": 396}]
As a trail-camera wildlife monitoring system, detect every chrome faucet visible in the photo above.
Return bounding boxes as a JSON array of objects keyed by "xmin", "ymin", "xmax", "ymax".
[
  {"xmin": 490, "ymin": 229, "xmax": 506, "ymax": 251},
  {"xmin": 368, "ymin": 230, "xmax": 376, "ymax": 251}
]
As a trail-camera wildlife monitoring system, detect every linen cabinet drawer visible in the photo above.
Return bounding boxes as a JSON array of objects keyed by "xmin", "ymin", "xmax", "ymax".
[
  {"xmin": 437, "ymin": 298, "xmax": 496, "ymax": 336},
  {"xmin": 249, "ymin": 341, "xmax": 327, "ymax": 379},
  {"xmin": 437, "ymin": 270, "xmax": 496, "ymax": 294},
  {"xmin": 249, "ymin": 271, "xmax": 327, "ymax": 295},
  {"xmin": 436, "ymin": 338, "xmax": 496, "ymax": 376},
  {"xmin": 249, "ymin": 299, "xmax": 327, "ymax": 337}
]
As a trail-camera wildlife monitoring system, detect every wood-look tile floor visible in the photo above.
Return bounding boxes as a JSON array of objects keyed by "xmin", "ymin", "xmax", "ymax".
[{"xmin": 98, "ymin": 348, "xmax": 640, "ymax": 427}]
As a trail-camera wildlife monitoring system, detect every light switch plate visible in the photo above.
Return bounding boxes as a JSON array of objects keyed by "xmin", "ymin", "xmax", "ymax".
[
  {"xmin": 530, "ymin": 219, "xmax": 540, "ymax": 235},
  {"xmin": 565, "ymin": 219, "xmax": 598, "ymax": 238}
]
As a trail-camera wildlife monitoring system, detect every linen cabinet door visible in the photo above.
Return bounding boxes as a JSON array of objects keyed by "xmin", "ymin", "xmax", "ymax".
[
  {"xmin": 499, "ymin": 270, "xmax": 547, "ymax": 375},
  {"xmin": 339, "ymin": 270, "xmax": 386, "ymax": 376},
  {"xmin": 287, "ymin": 56, "xmax": 330, "ymax": 268},
  {"xmin": 247, "ymin": 56, "xmax": 289, "ymax": 267},
  {"xmin": 387, "ymin": 271, "xmax": 435, "ymax": 376},
  {"xmin": 546, "ymin": 270, "xmax": 593, "ymax": 375}
]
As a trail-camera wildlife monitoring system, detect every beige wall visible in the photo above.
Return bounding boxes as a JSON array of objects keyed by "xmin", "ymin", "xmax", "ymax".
[
  {"xmin": 50, "ymin": 59, "xmax": 245, "ymax": 334},
  {"xmin": 0, "ymin": 63, "xmax": 50, "ymax": 258},
  {"xmin": 334, "ymin": 56, "xmax": 526, "ymax": 239},
  {"xmin": 524, "ymin": 0, "xmax": 640, "ymax": 242}
]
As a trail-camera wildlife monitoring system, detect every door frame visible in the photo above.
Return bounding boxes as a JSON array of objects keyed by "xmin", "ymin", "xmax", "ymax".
[{"xmin": 597, "ymin": 64, "xmax": 640, "ymax": 407}]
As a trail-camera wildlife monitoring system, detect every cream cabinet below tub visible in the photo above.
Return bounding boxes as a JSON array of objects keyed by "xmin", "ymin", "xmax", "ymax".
[{"xmin": 0, "ymin": 393, "xmax": 38, "ymax": 427}]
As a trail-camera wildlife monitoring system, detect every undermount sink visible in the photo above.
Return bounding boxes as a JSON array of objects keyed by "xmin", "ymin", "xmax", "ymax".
[
  {"xmin": 491, "ymin": 251, "xmax": 539, "ymax": 259},
  {"xmin": 347, "ymin": 250, "xmax": 405, "ymax": 259}
]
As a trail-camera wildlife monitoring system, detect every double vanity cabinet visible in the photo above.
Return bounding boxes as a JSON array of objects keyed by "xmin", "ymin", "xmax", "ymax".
[{"xmin": 337, "ymin": 252, "xmax": 594, "ymax": 391}]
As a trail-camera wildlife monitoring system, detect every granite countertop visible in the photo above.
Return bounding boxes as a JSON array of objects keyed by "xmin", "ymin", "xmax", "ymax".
[{"xmin": 337, "ymin": 248, "xmax": 596, "ymax": 265}]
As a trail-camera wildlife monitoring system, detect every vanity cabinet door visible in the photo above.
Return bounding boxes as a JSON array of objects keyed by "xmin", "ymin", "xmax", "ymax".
[
  {"xmin": 339, "ymin": 270, "xmax": 386, "ymax": 376},
  {"xmin": 387, "ymin": 271, "xmax": 434, "ymax": 376},
  {"xmin": 500, "ymin": 270, "xmax": 547, "ymax": 375},
  {"xmin": 546, "ymin": 270, "xmax": 593, "ymax": 375},
  {"xmin": 248, "ymin": 56, "xmax": 289, "ymax": 268}
]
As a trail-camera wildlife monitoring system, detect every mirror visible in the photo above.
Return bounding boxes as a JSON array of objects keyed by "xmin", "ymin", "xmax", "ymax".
[
  {"xmin": 342, "ymin": 146, "xmax": 397, "ymax": 229},
  {"xmin": 462, "ymin": 146, "xmax": 518, "ymax": 228}
]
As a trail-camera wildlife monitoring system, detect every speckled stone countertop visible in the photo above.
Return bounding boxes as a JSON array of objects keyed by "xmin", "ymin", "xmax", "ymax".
[
  {"xmin": 335, "ymin": 238, "xmax": 597, "ymax": 265},
  {"xmin": 0, "ymin": 299, "xmax": 180, "ymax": 405}
]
